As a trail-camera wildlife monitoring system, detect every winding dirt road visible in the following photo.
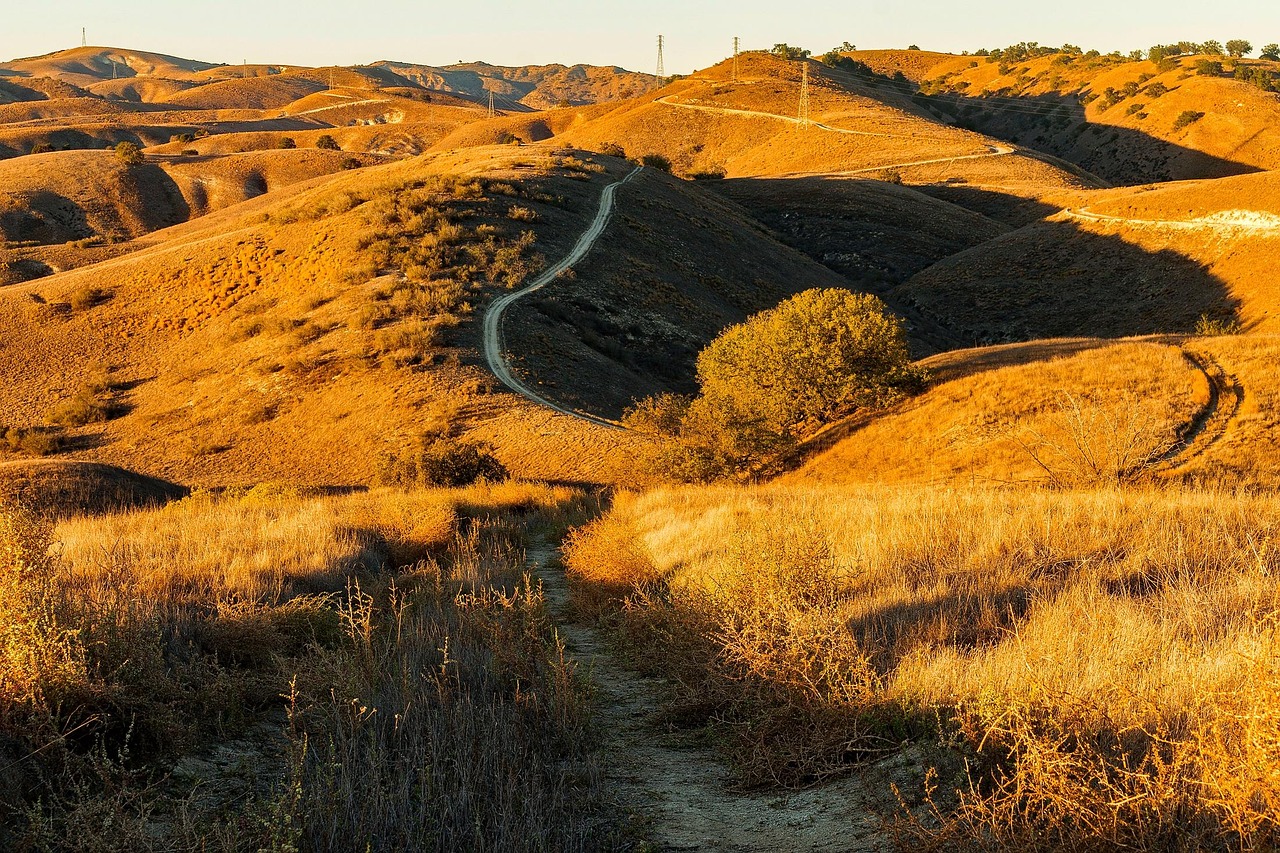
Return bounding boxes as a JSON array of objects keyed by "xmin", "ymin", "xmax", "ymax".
[
  {"xmin": 1064, "ymin": 206, "xmax": 1280, "ymax": 233},
  {"xmin": 481, "ymin": 165, "xmax": 643, "ymax": 429}
]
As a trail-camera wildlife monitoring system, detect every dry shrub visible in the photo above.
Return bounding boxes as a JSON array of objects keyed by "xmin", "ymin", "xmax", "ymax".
[
  {"xmin": 562, "ymin": 508, "xmax": 664, "ymax": 618},
  {"xmin": 0, "ymin": 503, "xmax": 83, "ymax": 711}
]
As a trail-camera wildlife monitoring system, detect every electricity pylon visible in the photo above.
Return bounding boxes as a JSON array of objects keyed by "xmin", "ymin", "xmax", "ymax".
[
  {"xmin": 655, "ymin": 35, "xmax": 665, "ymax": 89},
  {"xmin": 798, "ymin": 62, "xmax": 811, "ymax": 125},
  {"xmin": 733, "ymin": 37, "xmax": 740, "ymax": 82},
  {"xmin": 82, "ymin": 28, "xmax": 86, "ymax": 47},
  {"xmin": 488, "ymin": 90, "xmax": 496, "ymax": 118}
]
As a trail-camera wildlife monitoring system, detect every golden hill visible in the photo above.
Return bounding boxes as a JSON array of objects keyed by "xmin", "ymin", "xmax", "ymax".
[{"xmin": 901, "ymin": 50, "xmax": 1280, "ymax": 183}]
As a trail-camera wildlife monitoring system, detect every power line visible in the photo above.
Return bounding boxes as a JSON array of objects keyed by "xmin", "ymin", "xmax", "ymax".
[
  {"xmin": 799, "ymin": 62, "xmax": 811, "ymax": 124},
  {"xmin": 655, "ymin": 35, "xmax": 665, "ymax": 90}
]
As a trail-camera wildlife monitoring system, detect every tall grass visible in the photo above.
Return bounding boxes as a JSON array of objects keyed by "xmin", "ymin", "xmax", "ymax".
[
  {"xmin": 1, "ymin": 482, "xmax": 619, "ymax": 851},
  {"xmin": 565, "ymin": 484, "xmax": 1280, "ymax": 849}
]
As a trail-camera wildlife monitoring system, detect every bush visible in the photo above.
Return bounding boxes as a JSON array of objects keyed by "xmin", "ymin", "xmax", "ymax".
[
  {"xmin": 1146, "ymin": 81, "xmax": 1170, "ymax": 97},
  {"xmin": 279, "ymin": 137, "xmax": 297, "ymax": 149},
  {"xmin": 632, "ymin": 289, "xmax": 925, "ymax": 481},
  {"xmin": 640, "ymin": 153, "xmax": 672, "ymax": 172},
  {"xmin": 315, "ymin": 134, "xmax": 340, "ymax": 151},
  {"xmin": 1173, "ymin": 110, "xmax": 1206, "ymax": 130},
  {"xmin": 68, "ymin": 285, "xmax": 109, "ymax": 311},
  {"xmin": 340, "ymin": 157, "xmax": 362, "ymax": 170},
  {"xmin": 598, "ymin": 142, "xmax": 626, "ymax": 158},
  {"xmin": 46, "ymin": 380, "xmax": 115, "ymax": 427},
  {"xmin": 29, "ymin": 143, "xmax": 51, "ymax": 155},
  {"xmin": 1195, "ymin": 313, "xmax": 1244, "ymax": 336},
  {"xmin": 1, "ymin": 426, "xmax": 64, "ymax": 457},
  {"xmin": 378, "ymin": 437, "xmax": 509, "ymax": 487},
  {"xmin": 113, "ymin": 141, "xmax": 143, "ymax": 166},
  {"xmin": 1196, "ymin": 59, "xmax": 1224, "ymax": 76}
]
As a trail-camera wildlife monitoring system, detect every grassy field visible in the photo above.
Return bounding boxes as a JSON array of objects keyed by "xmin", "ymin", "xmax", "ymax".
[
  {"xmin": 0, "ymin": 482, "xmax": 623, "ymax": 851},
  {"xmin": 566, "ymin": 483, "xmax": 1280, "ymax": 850}
]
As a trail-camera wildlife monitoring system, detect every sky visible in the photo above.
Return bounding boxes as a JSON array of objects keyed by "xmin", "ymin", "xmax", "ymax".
[{"xmin": 5, "ymin": 1, "xmax": 1280, "ymax": 73}]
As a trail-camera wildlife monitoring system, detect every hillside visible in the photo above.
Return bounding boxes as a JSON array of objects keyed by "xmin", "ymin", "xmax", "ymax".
[
  {"xmin": 372, "ymin": 60, "xmax": 653, "ymax": 109},
  {"xmin": 894, "ymin": 170, "xmax": 1280, "ymax": 342},
  {"xmin": 890, "ymin": 48, "xmax": 1280, "ymax": 183},
  {"xmin": 0, "ymin": 143, "xmax": 890, "ymax": 486}
]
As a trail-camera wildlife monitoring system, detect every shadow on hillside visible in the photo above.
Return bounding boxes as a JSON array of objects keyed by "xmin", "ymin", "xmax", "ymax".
[
  {"xmin": 912, "ymin": 89, "xmax": 1263, "ymax": 185},
  {"xmin": 912, "ymin": 184, "xmax": 1061, "ymax": 228},
  {"xmin": 893, "ymin": 214, "xmax": 1241, "ymax": 346}
]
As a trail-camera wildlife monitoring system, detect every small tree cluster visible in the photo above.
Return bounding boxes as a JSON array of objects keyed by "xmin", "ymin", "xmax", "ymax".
[
  {"xmin": 627, "ymin": 289, "xmax": 925, "ymax": 482},
  {"xmin": 770, "ymin": 44, "xmax": 811, "ymax": 61}
]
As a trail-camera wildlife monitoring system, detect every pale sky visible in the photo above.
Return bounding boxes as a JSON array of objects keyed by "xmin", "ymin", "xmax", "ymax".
[{"xmin": 5, "ymin": 1, "xmax": 1280, "ymax": 73}]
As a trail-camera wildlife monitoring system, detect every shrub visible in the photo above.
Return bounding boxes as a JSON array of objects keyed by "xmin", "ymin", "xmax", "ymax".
[
  {"xmin": 29, "ymin": 143, "xmax": 51, "ymax": 155},
  {"xmin": 1, "ymin": 426, "xmax": 64, "ymax": 457},
  {"xmin": 168, "ymin": 132, "xmax": 194, "ymax": 144},
  {"xmin": 640, "ymin": 153, "xmax": 672, "ymax": 172},
  {"xmin": 315, "ymin": 134, "xmax": 340, "ymax": 151},
  {"xmin": 506, "ymin": 205, "xmax": 538, "ymax": 222},
  {"xmin": 68, "ymin": 285, "xmax": 109, "ymax": 311},
  {"xmin": 279, "ymin": 136, "xmax": 297, "ymax": 149},
  {"xmin": 1195, "ymin": 313, "xmax": 1244, "ymax": 336},
  {"xmin": 632, "ymin": 289, "xmax": 925, "ymax": 481},
  {"xmin": 1173, "ymin": 109, "xmax": 1206, "ymax": 130},
  {"xmin": 46, "ymin": 381, "xmax": 115, "ymax": 427},
  {"xmin": 378, "ymin": 437, "xmax": 508, "ymax": 487},
  {"xmin": 1146, "ymin": 81, "xmax": 1170, "ymax": 97},
  {"xmin": 340, "ymin": 157, "xmax": 362, "ymax": 170},
  {"xmin": 1196, "ymin": 59, "xmax": 1224, "ymax": 76},
  {"xmin": 113, "ymin": 141, "xmax": 143, "ymax": 166},
  {"xmin": 598, "ymin": 142, "xmax": 626, "ymax": 158}
]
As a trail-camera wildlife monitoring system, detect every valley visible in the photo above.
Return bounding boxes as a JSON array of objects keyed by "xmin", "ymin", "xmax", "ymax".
[{"xmin": 2, "ymin": 32, "xmax": 1280, "ymax": 852}]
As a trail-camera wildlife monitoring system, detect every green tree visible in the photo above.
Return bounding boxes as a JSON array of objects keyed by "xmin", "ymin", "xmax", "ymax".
[
  {"xmin": 114, "ymin": 141, "xmax": 143, "ymax": 166},
  {"xmin": 315, "ymin": 134, "xmax": 340, "ymax": 150},
  {"xmin": 1196, "ymin": 59, "xmax": 1224, "ymax": 76},
  {"xmin": 1200, "ymin": 40, "xmax": 1225, "ymax": 56},
  {"xmin": 1225, "ymin": 39, "xmax": 1253, "ymax": 58},
  {"xmin": 1261, "ymin": 44, "xmax": 1280, "ymax": 61},
  {"xmin": 770, "ymin": 44, "xmax": 811, "ymax": 61}
]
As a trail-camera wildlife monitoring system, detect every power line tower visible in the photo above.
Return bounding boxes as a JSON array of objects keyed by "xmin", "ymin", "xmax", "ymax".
[
  {"xmin": 732, "ymin": 37, "xmax": 740, "ymax": 82},
  {"xmin": 81, "ymin": 28, "xmax": 87, "ymax": 47},
  {"xmin": 655, "ymin": 35, "xmax": 665, "ymax": 90},
  {"xmin": 798, "ymin": 62, "xmax": 811, "ymax": 125},
  {"xmin": 488, "ymin": 90, "xmax": 496, "ymax": 118}
]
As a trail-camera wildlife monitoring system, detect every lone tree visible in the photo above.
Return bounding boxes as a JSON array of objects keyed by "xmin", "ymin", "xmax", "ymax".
[
  {"xmin": 114, "ymin": 141, "xmax": 143, "ymax": 166},
  {"xmin": 627, "ymin": 288, "xmax": 925, "ymax": 481},
  {"xmin": 1226, "ymin": 39, "xmax": 1254, "ymax": 58},
  {"xmin": 1262, "ymin": 44, "xmax": 1280, "ymax": 61},
  {"xmin": 315, "ymin": 134, "xmax": 340, "ymax": 150}
]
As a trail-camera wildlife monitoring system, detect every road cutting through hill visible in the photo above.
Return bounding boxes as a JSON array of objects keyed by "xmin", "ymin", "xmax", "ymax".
[{"xmin": 482, "ymin": 165, "xmax": 643, "ymax": 429}]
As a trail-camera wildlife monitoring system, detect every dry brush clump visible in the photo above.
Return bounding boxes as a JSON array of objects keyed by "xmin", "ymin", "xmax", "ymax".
[{"xmin": 565, "ymin": 484, "xmax": 1280, "ymax": 849}]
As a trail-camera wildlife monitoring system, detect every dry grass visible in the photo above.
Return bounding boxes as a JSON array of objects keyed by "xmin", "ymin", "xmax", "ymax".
[
  {"xmin": 793, "ymin": 340, "xmax": 1206, "ymax": 486},
  {"xmin": 0, "ymin": 481, "xmax": 618, "ymax": 850},
  {"xmin": 566, "ymin": 483, "xmax": 1280, "ymax": 849}
]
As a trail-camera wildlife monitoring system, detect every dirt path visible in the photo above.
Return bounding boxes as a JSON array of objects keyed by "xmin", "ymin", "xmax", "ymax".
[
  {"xmin": 527, "ymin": 541, "xmax": 890, "ymax": 852},
  {"xmin": 1063, "ymin": 206, "xmax": 1280, "ymax": 233},
  {"xmin": 482, "ymin": 166, "xmax": 643, "ymax": 429},
  {"xmin": 1154, "ymin": 347, "xmax": 1245, "ymax": 474}
]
